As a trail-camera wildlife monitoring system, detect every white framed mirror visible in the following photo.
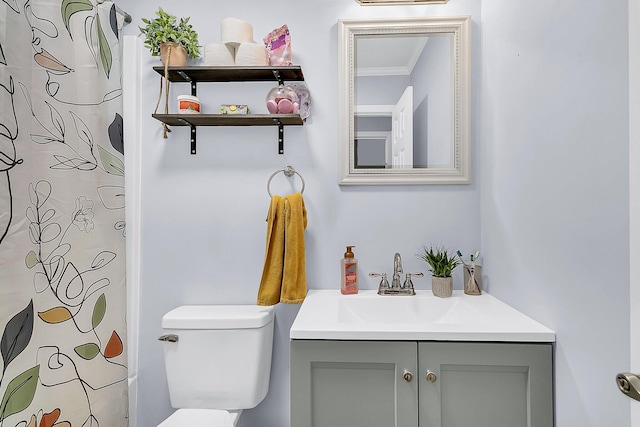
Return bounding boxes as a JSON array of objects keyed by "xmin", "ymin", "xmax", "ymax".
[{"xmin": 338, "ymin": 16, "xmax": 471, "ymax": 185}]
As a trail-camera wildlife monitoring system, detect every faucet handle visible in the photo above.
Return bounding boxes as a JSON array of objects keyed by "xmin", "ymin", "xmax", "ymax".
[
  {"xmin": 370, "ymin": 272, "xmax": 390, "ymax": 294},
  {"xmin": 403, "ymin": 272, "xmax": 424, "ymax": 292}
]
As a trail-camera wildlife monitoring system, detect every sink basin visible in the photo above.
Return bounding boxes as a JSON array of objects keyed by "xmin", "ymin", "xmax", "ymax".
[
  {"xmin": 338, "ymin": 293, "xmax": 461, "ymax": 324},
  {"xmin": 290, "ymin": 290, "xmax": 555, "ymax": 342}
]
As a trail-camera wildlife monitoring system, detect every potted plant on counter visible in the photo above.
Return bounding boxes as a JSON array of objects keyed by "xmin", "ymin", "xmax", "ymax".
[
  {"xmin": 417, "ymin": 245, "xmax": 460, "ymax": 298},
  {"xmin": 139, "ymin": 7, "xmax": 200, "ymax": 66}
]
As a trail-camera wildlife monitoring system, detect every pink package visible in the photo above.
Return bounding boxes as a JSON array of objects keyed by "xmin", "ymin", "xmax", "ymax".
[{"xmin": 263, "ymin": 25, "xmax": 293, "ymax": 66}]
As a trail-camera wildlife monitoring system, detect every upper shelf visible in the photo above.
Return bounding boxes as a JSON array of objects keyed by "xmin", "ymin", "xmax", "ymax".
[{"xmin": 152, "ymin": 65, "xmax": 305, "ymax": 83}]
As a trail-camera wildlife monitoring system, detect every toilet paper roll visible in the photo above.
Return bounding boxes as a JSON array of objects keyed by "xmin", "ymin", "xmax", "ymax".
[
  {"xmin": 235, "ymin": 43, "xmax": 268, "ymax": 66},
  {"xmin": 221, "ymin": 18, "xmax": 254, "ymax": 48},
  {"xmin": 203, "ymin": 43, "xmax": 235, "ymax": 66}
]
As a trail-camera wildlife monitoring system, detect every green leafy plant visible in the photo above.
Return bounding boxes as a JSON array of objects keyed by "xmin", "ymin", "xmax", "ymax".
[
  {"xmin": 417, "ymin": 245, "xmax": 460, "ymax": 278},
  {"xmin": 139, "ymin": 7, "xmax": 200, "ymax": 59}
]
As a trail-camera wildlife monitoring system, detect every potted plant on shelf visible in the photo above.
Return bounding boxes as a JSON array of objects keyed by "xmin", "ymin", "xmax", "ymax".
[
  {"xmin": 417, "ymin": 245, "xmax": 460, "ymax": 298},
  {"xmin": 139, "ymin": 7, "xmax": 200, "ymax": 66}
]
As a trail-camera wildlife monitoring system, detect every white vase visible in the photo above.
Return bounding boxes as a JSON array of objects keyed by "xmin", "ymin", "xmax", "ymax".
[{"xmin": 431, "ymin": 276, "xmax": 453, "ymax": 298}]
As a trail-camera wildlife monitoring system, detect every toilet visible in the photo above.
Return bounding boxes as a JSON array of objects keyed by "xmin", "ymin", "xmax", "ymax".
[{"xmin": 157, "ymin": 305, "xmax": 275, "ymax": 426}]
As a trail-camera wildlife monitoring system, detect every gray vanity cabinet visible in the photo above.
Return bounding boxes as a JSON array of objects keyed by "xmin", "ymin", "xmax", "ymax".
[
  {"xmin": 290, "ymin": 340, "xmax": 553, "ymax": 427},
  {"xmin": 418, "ymin": 342, "xmax": 553, "ymax": 427},
  {"xmin": 290, "ymin": 340, "xmax": 418, "ymax": 427}
]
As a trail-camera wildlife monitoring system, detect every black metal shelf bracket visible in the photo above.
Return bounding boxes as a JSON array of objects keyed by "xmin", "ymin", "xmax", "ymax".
[
  {"xmin": 188, "ymin": 79, "xmax": 197, "ymax": 153},
  {"xmin": 272, "ymin": 70, "xmax": 284, "ymax": 86},
  {"xmin": 175, "ymin": 117, "xmax": 197, "ymax": 155},
  {"xmin": 276, "ymin": 119, "xmax": 284, "ymax": 154},
  {"xmin": 190, "ymin": 126, "xmax": 197, "ymax": 154}
]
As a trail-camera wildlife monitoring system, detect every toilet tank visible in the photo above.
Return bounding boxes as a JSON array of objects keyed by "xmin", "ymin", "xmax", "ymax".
[{"xmin": 160, "ymin": 305, "xmax": 275, "ymax": 410}]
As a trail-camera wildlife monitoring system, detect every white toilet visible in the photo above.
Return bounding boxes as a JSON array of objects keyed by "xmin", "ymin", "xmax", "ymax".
[{"xmin": 157, "ymin": 305, "xmax": 275, "ymax": 427}]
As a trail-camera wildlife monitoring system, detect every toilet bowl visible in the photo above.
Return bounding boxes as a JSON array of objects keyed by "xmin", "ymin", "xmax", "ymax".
[
  {"xmin": 158, "ymin": 409, "xmax": 241, "ymax": 427},
  {"xmin": 157, "ymin": 305, "xmax": 275, "ymax": 426}
]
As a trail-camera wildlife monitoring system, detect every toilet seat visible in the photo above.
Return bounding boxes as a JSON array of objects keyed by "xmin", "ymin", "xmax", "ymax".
[{"xmin": 157, "ymin": 409, "xmax": 241, "ymax": 427}]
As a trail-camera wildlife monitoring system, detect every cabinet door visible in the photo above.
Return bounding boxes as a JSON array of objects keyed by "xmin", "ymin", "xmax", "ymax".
[
  {"xmin": 418, "ymin": 342, "xmax": 553, "ymax": 427},
  {"xmin": 291, "ymin": 340, "xmax": 418, "ymax": 427}
]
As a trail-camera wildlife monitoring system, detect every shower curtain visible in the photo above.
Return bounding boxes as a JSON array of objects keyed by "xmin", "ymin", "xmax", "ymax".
[{"xmin": 0, "ymin": 1, "xmax": 128, "ymax": 426}]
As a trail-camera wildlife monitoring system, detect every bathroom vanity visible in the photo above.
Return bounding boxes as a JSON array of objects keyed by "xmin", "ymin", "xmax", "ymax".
[{"xmin": 290, "ymin": 290, "xmax": 555, "ymax": 427}]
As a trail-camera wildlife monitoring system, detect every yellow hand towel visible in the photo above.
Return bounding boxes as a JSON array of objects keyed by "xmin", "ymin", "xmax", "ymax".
[
  {"xmin": 281, "ymin": 192, "xmax": 307, "ymax": 304},
  {"xmin": 257, "ymin": 195, "xmax": 285, "ymax": 306}
]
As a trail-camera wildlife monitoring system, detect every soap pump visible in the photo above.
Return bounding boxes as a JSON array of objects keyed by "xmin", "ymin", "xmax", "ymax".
[{"xmin": 341, "ymin": 246, "xmax": 358, "ymax": 295}]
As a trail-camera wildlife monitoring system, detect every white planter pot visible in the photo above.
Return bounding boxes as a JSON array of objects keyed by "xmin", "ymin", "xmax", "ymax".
[{"xmin": 431, "ymin": 276, "xmax": 453, "ymax": 298}]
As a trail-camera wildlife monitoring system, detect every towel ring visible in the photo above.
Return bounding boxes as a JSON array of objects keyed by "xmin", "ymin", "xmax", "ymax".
[{"xmin": 267, "ymin": 166, "xmax": 305, "ymax": 197}]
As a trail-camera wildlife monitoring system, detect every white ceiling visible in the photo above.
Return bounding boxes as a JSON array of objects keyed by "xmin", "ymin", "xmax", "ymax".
[{"xmin": 356, "ymin": 35, "xmax": 429, "ymax": 76}]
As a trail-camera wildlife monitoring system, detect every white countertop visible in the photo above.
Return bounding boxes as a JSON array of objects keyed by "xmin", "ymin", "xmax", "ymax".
[{"xmin": 290, "ymin": 290, "xmax": 555, "ymax": 342}]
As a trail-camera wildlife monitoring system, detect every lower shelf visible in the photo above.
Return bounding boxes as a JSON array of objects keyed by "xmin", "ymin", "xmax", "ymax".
[
  {"xmin": 152, "ymin": 113, "xmax": 303, "ymax": 127},
  {"xmin": 151, "ymin": 114, "xmax": 304, "ymax": 154}
]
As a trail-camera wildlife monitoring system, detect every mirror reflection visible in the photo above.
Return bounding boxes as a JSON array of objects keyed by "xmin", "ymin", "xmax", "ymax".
[
  {"xmin": 355, "ymin": 34, "xmax": 451, "ymax": 169},
  {"xmin": 338, "ymin": 17, "xmax": 471, "ymax": 185}
]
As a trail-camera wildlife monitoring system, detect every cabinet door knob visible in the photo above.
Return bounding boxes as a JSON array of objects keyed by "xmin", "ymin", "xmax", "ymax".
[
  {"xmin": 402, "ymin": 370, "xmax": 413, "ymax": 382},
  {"xmin": 425, "ymin": 370, "xmax": 437, "ymax": 383}
]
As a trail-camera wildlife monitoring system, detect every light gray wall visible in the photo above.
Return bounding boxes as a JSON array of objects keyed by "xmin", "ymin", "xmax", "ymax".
[
  {"xmin": 481, "ymin": 1, "xmax": 630, "ymax": 426},
  {"xmin": 356, "ymin": 75, "xmax": 409, "ymax": 104},
  {"xmin": 412, "ymin": 35, "xmax": 451, "ymax": 167},
  {"xmin": 118, "ymin": 0, "xmax": 631, "ymax": 426},
  {"xmin": 121, "ymin": 1, "xmax": 481, "ymax": 426}
]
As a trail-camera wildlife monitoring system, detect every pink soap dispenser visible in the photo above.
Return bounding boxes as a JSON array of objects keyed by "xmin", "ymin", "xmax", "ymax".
[{"xmin": 341, "ymin": 246, "xmax": 358, "ymax": 295}]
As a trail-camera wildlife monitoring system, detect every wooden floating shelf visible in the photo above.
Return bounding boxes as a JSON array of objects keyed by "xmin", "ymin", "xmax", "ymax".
[
  {"xmin": 152, "ymin": 114, "xmax": 303, "ymax": 155},
  {"xmin": 152, "ymin": 65, "xmax": 305, "ymax": 83},
  {"xmin": 151, "ymin": 65, "xmax": 306, "ymax": 154},
  {"xmin": 152, "ymin": 114, "xmax": 304, "ymax": 127}
]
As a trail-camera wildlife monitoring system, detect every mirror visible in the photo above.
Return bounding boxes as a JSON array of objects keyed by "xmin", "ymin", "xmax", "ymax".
[{"xmin": 338, "ymin": 16, "xmax": 471, "ymax": 185}]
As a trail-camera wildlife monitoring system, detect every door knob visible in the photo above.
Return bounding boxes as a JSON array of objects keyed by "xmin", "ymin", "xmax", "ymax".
[
  {"xmin": 425, "ymin": 370, "xmax": 437, "ymax": 383},
  {"xmin": 402, "ymin": 370, "xmax": 413, "ymax": 382},
  {"xmin": 616, "ymin": 373, "xmax": 640, "ymax": 401}
]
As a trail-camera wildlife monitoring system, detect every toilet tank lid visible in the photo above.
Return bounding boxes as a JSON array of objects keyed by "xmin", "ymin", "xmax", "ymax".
[{"xmin": 162, "ymin": 305, "xmax": 274, "ymax": 330}]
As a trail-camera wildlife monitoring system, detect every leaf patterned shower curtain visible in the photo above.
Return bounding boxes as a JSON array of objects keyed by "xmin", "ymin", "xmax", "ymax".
[{"xmin": 0, "ymin": 1, "xmax": 128, "ymax": 426}]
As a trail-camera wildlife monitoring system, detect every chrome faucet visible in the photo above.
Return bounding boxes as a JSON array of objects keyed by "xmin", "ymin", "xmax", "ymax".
[
  {"xmin": 370, "ymin": 253, "xmax": 423, "ymax": 296},
  {"xmin": 391, "ymin": 253, "xmax": 403, "ymax": 289}
]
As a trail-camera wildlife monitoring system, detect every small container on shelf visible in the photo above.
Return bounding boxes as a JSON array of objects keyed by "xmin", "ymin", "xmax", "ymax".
[
  {"xmin": 266, "ymin": 85, "xmax": 299, "ymax": 114},
  {"xmin": 220, "ymin": 104, "xmax": 250, "ymax": 114},
  {"xmin": 177, "ymin": 95, "xmax": 201, "ymax": 114}
]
